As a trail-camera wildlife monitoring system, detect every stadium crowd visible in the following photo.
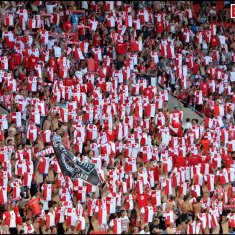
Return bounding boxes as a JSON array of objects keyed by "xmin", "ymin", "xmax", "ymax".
[{"xmin": 0, "ymin": 0, "xmax": 235, "ymax": 234}]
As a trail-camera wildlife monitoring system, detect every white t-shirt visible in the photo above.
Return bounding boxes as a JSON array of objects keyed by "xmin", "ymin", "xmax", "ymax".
[
  {"xmin": 46, "ymin": 4, "xmax": 56, "ymax": 14},
  {"xmin": 139, "ymin": 230, "xmax": 150, "ymax": 234},
  {"xmin": 40, "ymin": 199, "xmax": 49, "ymax": 211},
  {"xmin": 121, "ymin": 216, "xmax": 130, "ymax": 232},
  {"xmin": 183, "ymin": 122, "xmax": 192, "ymax": 130},
  {"xmin": 9, "ymin": 211, "xmax": 16, "ymax": 228}
]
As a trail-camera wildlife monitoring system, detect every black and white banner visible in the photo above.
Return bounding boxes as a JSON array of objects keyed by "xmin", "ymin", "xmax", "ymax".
[{"xmin": 52, "ymin": 141, "xmax": 100, "ymax": 186}]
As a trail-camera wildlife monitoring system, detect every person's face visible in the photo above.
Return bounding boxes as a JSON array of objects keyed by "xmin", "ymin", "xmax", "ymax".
[
  {"xmin": 53, "ymin": 189, "xmax": 58, "ymax": 195},
  {"xmin": 10, "ymin": 203, "xmax": 15, "ymax": 210},
  {"xmin": 88, "ymin": 150, "xmax": 93, "ymax": 158},
  {"xmin": 121, "ymin": 211, "xmax": 127, "ymax": 217},
  {"xmin": 133, "ymin": 228, "xmax": 139, "ymax": 234},
  {"xmin": 154, "ymin": 218, "xmax": 160, "ymax": 225},
  {"xmin": 144, "ymin": 226, "xmax": 149, "ymax": 232},
  {"xmin": 170, "ymin": 223, "xmax": 174, "ymax": 228},
  {"xmin": 26, "ymin": 220, "xmax": 31, "ymax": 225},
  {"xmin": 49, "ymin": 207, "xmax": 54, "ymax": 213},
  {"xmin": 7, "ymin": 140, "xmax": 13, "ymax": 146},
  {"xmin": 18, "ymin": 144, "xmax": 23, "ymax": 150},
  {"xmin": 222, "ymin": 215, "xmax": 227, "ymax": 222}
]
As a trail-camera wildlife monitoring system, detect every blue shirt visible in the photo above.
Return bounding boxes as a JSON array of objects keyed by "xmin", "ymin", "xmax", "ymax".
[
  {"xmin": 191, "ymin": 25, "xmax": 198, "ymax": 33},
  {"xmin": 70, "ymin": 14, "xmax": 83, "ymax": 24}
]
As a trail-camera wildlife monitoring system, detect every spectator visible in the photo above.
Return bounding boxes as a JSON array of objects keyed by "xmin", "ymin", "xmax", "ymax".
[
  {"xmin": 182, "ymin": 118, "xmax": 192, "ymax": 131},
  {"xmin": 0, "ymin": 1, "xmax": 234, "ymax": 235}
]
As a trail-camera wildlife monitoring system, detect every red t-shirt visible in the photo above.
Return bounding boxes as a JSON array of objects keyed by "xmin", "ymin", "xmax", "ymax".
[
  {"xmin": 8, "ymin": 58, "xmax": 15, "ymax": 70},
  {"xmin": 143, "ymin": 88, "xmax": 154, "ymax": 100},
  {"xmin": 189, "ymin": 155, "xmax": 200, "ymax": 165},
  {"xmin": 211, "ymin": 36, "xmax": 219, "ymax": 47},
  {"xmin": 136, "ymin": 194, "xmax": 149, "ymax": 208},
  {"xmin": 63, "ymin": 78, "xmax": 75, "ymax": 86},
  {"xmin": 150, "ymin": 61, "xmax": 157, "ymax": 70},
  {"xmin": 201, "ymin": 139, "xmax": 210, "ymax": 153},
  {"xmin": 13, "ymin": 53, "xmax": 22, "ymax": 65},
  {"xmin": 105, "ymin": 130, "xmax": 115, "ymax": 142},
  {"xmin": 157, "ymin": 22, "xmax": 164, "ymax": 33},
  {"xmin": 171, "ymin": 121, "xmax": 182, "ymax": 136},
  {"xmin": 200, "ymin": 82, "xmax": 209, "ymax": 96},
  {"xmin": 199, "ymin": 155, "xmax": 210, "ymax": 164},
  {"xmin": 222, "ymin": 155, "xmax": 233, "ymax": 168},
  {"xmin": 175, "ymin": 156, "xmax": 189, "ymax": 167},
  {"xmin": 87, "ymin": 82, "xmax": 94, "ymax": 94},
  {"xmin": 202, "ymin": 106, "xmax": 212, "ymax": 118},
  {"xmin": 177, "ymin": 93, "xmax": 185, "ymax": 100},
  {"xmin": 28, "ymin": 56, "xmax": 39, "ymax": 70},
  {"xmin": 116, "ymin": 43, "xmax": 127, "ymax": 55},
  {"xmin": 150, "ymin": 166, "xmax": 159, "ymax": 181},
  {"xmin": 20, "ymin": 73, "xmax": 27, "ymax": 81},
  {"xmin": 3, "ymin": 211, "xmax": 11, "ymax": 227},
  {"xmin": 49, "ymin": 57, "xmax": 58, "ymax": 72},
  {"xmin": 192, "ymin": 63, "xmax": 200, "ymax": 75},
  {"xmin": 93, "ymin": 33, "xmax": 101, "ymax": 47}
]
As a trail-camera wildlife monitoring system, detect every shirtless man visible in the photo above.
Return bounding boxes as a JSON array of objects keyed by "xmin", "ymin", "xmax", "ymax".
[
  {"xmin": 174, "ymin": 36, "xmax": 183, "ymax": 50},
  {"xmin": 192, "ymin": 197, "xmax": 202, "ymax": 217},
  {"xmin": 47, "ymin": 164, "xmax": 55, "ymax": 182},
  {"xmin": 202, "ymin": 182, "xmax": 210, "ymax": 198},
  {"xmin": 176, "ymin": 194, "xmax": 184, "ymax": 213},
  {"xmin": 91, "ymin": 213, "xmax": 103, "ymax": 232},
  {"xmin": 181, "ymin": 195, "xmax": 193, "ymax": 214},
  {"xmin": 43, "ymin": 115, "xmax": 52, "ymax": 131},
  {"xmin": 221, "ymin": 214, "xmax": 229, "ymax": 234},
  {"xmin": 51, "ymin": 189, "xmax": 60, "ymax": 204},
  {"xmin": 33, "ymin": 216, "xmax": 41, "ymax": 234},
  {"xmin": 166, "ymin": 195, "xmax": 176, "ymax": 211},
  {"xmin": 51, "ymin": 113, "xmax": 60, "ymax": 131},
  {"xmin": 212, "ymin": 224, "xmax": 220, "ymax": 234},
  {"xmin": 166, "ymin": 223, "xmax": 177, "ymax": 234}
]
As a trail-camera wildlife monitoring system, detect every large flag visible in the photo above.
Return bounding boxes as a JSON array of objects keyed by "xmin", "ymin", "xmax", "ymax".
[{"xmin": 52, "ymin": 141, "xmax": 100, "ymax": 186}]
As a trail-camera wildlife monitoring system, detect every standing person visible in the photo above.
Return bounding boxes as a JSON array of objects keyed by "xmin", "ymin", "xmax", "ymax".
[
  {"xmin": 166, "ymin": 223, "xmax": 176, "ymax": 234},
  {"xmin": 221, "ymin": 214, "xmax": 229, "ymax": 234},
  {"xmin": 2, "ymin": 203, "xmax": 21, "ymax": 235},
  {"xmin": 52, "ymin": 128, "xmax": 62, "ymax": 144},
  {"xmin": 120, "ymin": 210, "xmax": 130, "ymax": 233},
  {"xmin": 182, "ymin": 118, "xmax": 192, "ymax": 131}
]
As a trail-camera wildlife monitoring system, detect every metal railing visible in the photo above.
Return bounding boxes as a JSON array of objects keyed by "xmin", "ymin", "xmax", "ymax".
[{"xmin": 0, "ymin": 101, "xmax": 9, "ymax": 114}]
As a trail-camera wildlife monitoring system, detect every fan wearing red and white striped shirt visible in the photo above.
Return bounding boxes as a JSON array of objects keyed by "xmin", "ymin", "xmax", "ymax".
[{"xmin": 41, "ymin": 184, "xmax": 53, "ymax": 201}]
